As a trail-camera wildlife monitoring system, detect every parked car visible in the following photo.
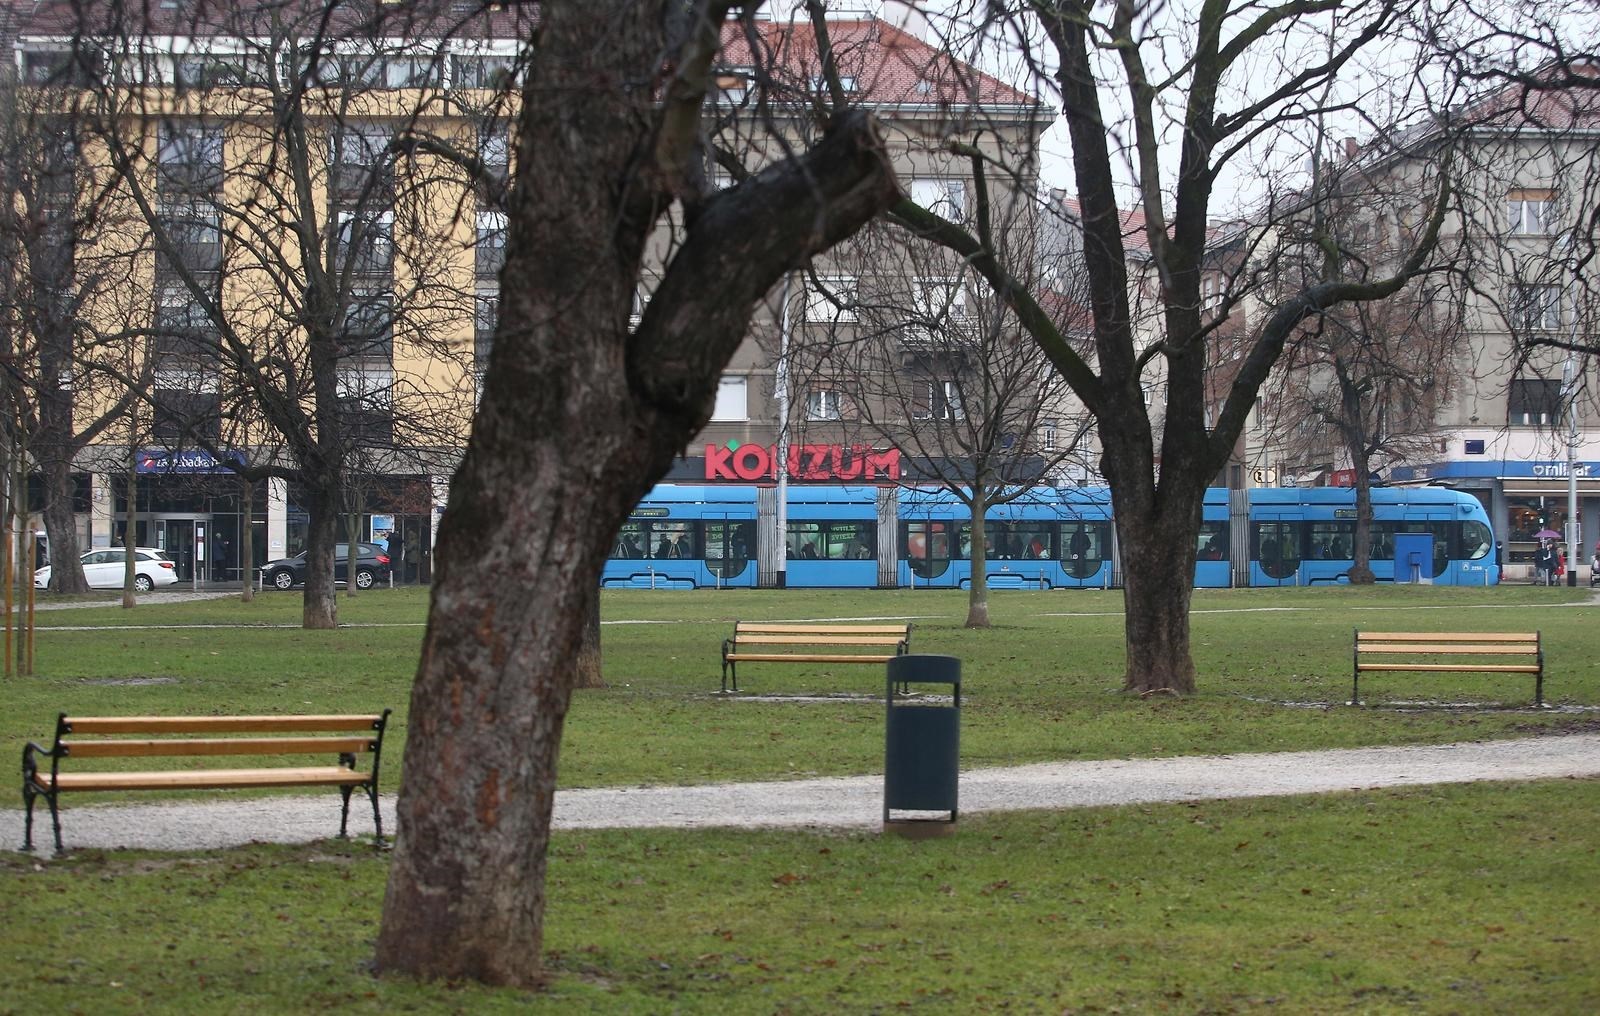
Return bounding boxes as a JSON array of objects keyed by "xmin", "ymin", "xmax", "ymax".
[
  {"xmin": 261, "ymin": 542, "xmax": 392, "ymax": 590},
  {"xmin": 35, "ymin": 547, "xmax": 179, "ymax": 592}
]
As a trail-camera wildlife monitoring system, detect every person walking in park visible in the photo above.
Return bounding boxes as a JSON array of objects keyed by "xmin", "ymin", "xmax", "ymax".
[{"xmin": 386, "ymin": 530, "xmax": 406, "ymax": 584}]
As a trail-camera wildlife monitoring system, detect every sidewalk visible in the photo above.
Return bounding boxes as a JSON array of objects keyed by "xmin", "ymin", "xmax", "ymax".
[{"xmin": 8, "ymin": 734, "xmax": 1599, "ymax": 854}]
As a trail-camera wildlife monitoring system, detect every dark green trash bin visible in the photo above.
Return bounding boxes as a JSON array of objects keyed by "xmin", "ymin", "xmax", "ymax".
[{"xmin": 884, "ymin": 654, "xmax": 959, "ymax": 834}]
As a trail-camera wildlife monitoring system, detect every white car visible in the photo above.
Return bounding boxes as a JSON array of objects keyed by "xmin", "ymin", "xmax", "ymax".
[{"xmin": 35, "ymin": 547, "xmax": 180, "ymax": 592}]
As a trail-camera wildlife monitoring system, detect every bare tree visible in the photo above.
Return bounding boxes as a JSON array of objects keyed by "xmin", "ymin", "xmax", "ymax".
[
  {"xmin": 804, "ymin": 205, "xmax": 1093, "ymax": 626},
  {"xmin": 881, "ymin": 1, "xmax": 1476, "ymax": 694}
]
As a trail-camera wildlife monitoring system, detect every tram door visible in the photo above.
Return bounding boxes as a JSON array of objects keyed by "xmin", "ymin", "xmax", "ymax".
[{"xmin": 155, "ymin": 519, "xmax": 198, "ymax": 581}]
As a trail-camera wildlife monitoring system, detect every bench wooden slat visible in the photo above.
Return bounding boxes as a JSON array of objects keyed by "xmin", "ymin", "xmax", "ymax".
[
  {"xmin": 1356, "ymin": 636, "xmax": 1542, "ymax": 643},
  {"xmin": 736, "ymin": 623, "xmax": 912, "ymax": 635},
  {"xmin": 64, "ymin": 715, "xmax": 383, "ymax": 734},
  {"xmin": 725, "ymin": 653, "xmax": 899, "ymax": 664},
  {"xmin": 34, "ymin": 767, "xmax": 371, "ymax": 791},
  {"xmin": 732, "ymin": 634, "xmax": 909, "ymax": 646},
  {"xmin": 1357, "ymin": 663, "xmax": 1543, "ymax": 673},
  {"xmin": 60, "ymin": 737, "xmax": 377, "ymax": 758},
  {"xmin": 1357, "ymin": 644, "xmax": 1538, "ymax": 655}
]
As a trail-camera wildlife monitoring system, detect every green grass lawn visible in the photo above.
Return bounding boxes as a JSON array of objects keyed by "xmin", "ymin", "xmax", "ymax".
[
  {"xmin": 3, "ymin": 781, "xmax": 1596, "ymax": 1013},
  {"xmin": 6, "ymin": 584, "xmax": 1596, "ymax": 791},
  {"xmin": 2, "ymin": 585, "xmax": 1597, "ymax": 1011}
]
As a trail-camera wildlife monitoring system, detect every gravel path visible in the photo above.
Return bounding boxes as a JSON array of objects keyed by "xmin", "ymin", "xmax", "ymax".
[{"xmin": 8, "ymin": 733, "xmax": 1598, "ymax": 854}]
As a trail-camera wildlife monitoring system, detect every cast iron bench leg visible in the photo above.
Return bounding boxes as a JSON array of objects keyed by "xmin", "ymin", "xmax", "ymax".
[{"xmin": 339, "ymin": 786, "xmax": 353, "ymax": 838}]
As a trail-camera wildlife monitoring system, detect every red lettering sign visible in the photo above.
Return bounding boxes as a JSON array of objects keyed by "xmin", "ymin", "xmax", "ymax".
[{"xmin": 704, "ymin": 444, "xmax": 900, "ymax": 482}]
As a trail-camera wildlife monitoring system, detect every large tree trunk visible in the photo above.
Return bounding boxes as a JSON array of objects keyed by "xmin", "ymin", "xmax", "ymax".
[
  {"xmin": 40, "ymin": 456, "xmax": 87, "ymax": 593},
  {"xmin": 965, "ymin": 488, "xmax": 989, "ymax": 628},
  {"xmin": 376, "ymin": 3, "xmax": 897, "ymax": 987}
]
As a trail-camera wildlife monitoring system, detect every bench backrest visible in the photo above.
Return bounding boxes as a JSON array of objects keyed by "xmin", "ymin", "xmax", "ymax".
[
  {"xmin": 734, "ymin": 622, "xmax": 911, "ymax": 636},
  {"xmin": 51, "ymin": 713, "xmax": 389, "ymax": 760},
  {"xmin": 1355, "ymin": 632, "xmax": 1540, "ymax": 656}
]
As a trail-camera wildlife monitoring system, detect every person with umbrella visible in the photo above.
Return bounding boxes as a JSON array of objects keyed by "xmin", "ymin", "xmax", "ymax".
[{"xmin": 1534, "ymin": 534, "xmax": 1559, "ymax": 586}]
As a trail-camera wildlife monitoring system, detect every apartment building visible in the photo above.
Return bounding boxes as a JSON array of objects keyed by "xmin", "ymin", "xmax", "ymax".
[
  {"xmin": 6, "ymin": 1, "xmax": 1046, "ymax": 585},
  {"xmin": 1243, "ymin": 74, "xmax": 1600, "ymax": 569}
]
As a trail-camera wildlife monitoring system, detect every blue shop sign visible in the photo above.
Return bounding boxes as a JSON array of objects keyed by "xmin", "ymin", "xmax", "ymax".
[
  {"xmin": 1390, "ymin": 460, "xmax": 1599, "ymax": 482},
  {"xmin": 137, "ymin": 449, "xmax": 245, "ymax": 474}
]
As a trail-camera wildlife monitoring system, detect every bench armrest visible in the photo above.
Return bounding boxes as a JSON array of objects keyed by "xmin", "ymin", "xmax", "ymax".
[{"xmin": 22, "ymin": 740, "xmax": 58, "ymax": 786}]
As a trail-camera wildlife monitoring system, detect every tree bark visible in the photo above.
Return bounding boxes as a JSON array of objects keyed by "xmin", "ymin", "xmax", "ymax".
[
  {"xmin": 573, "ymin": 580, "xmax": 605, "ymax": 689},
  {"xmin": 965, "ymin": 488, "xmax": 989, "ymax": 628},
  {"xmin": 302, "ymin": 486, "xmax": 338, "ymax": 629},
  {"xmin": 40, "ymin": 456, "xmax": 86, "ymax": 593},
  {"xmin": 375, "ymin": 3, "xmax": 897, "ymax": 986},
  {"xmin": 239, "ymin": 477, "xmax": 255, "ymax": 602}
]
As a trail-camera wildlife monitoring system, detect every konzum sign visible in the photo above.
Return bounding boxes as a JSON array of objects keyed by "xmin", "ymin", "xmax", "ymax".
[{"xmin": 705, "ymin": 443, "xmax": 900, "ymax": 482}]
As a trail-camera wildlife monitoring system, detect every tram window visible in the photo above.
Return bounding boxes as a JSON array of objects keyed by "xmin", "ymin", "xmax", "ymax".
[
  {"xmin": 705, "ymin": 520, "xmax": 753, "ymax": 576},
  {"xmin": 1461, "ymin": 520, "xmax": 1492, "ymax": 560},
  {"xmin": 903, "ymin": 521, "xmax": 953, "ymax": 560},
  {"xmin": 787, "ymin": 522, "xmax": 822, "ymax": 559},
  {"xmin": 648, "ymin": 522, "xmax": 695, "ymax": 559},
  {"xmin": 1195, "ymin": 521, "xmax": 1227, "ymax": 560},
  {"xmin": 823, "ymin": 522, "xmax": 875, "ymax": 560},
  {"xmin": 1252, "ymin": 521, "xmax": 1302, "ymax": 579},
  {"xmin": 611, "ymin": 522, "xmax": 646, "ymax": 559},
  {"xmin": 1368, "ymin": 522, "xmax": 1394, "ymax": 561},
  {"xmin": 1011, "ymin": 525, "xmax": 1053, "ymax": 560},
  {"xmin": 1063, "ymin": 522, "xmax": 1106, "ymax": 560},
  {"xmin": 1306, "ymin": 521, "xmax": 1355, "ymax": 559}
]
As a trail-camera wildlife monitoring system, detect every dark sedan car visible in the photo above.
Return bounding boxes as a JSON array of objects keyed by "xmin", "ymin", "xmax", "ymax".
[{"xmin": 261, "ymin": 542, "xmax": 392, "ymax": 590}]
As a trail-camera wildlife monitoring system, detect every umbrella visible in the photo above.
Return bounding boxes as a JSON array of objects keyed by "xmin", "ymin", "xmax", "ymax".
[{"xmin": 1534, "ymin": 529, "xmax": 1561, "ymax": 540}]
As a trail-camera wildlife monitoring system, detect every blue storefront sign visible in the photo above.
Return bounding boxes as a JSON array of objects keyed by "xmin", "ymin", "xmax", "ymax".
[
  {"xmin": 1390, "ymin": 460, "xmax": 1598, "ymax": 482},
  {"xmin": 136, "ymin": 449, "xmax": 246, "ymax": 474}
]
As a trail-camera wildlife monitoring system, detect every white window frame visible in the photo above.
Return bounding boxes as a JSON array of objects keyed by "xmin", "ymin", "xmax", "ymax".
[
  {"xmin": 805, "ymin": 389, "xmax": 842, "ymax": 421},
  {"xmin": 805, "ymin": 276, "xmax": 857, "ymax": 323},
  {"xmin": 711, "ymin": 376, "xmax": 748, "ymax": 422},
  {"xmin": 910, "ymin": 177, "xmax": 966, "ymax": 221},
  {"xmin": 1507, "ymin": 191, "xmax": 1554, "ymax": 235},
  {"xmin": 1513, "ymin": 283, "xmax": 1561, "ymax": 332}
]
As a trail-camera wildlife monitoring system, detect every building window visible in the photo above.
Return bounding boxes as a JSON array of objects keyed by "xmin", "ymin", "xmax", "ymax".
[
  {"xmin": 384, "ymin": 56, "xmax": 440, "ymax": 89},
  {"xmin": 479, "ymin": 125, "xmax": 510, "ymax": 186},
  {"xmin": 452, "ymin": 54, "xmax": 518, "ymax": 90},
  {"xmin": 154, "ymin": 284, "xmax": 219, "ymax": 363},
  {"xmin": 156, "ymin": 202, "xmax": 222, "ymax": 275},
  {"xmin": 475, "ymin": 210, "xmax": 507, "ymax": 278},
  {"xmin": 339, "ymin": 288, "xmax": 394, "ymax": 360},
  {"xmin": 912, "ymin": 380, "xmax": 964, "ymax": 421},
  {"xmin": 711, "ymin": 376, "xmax": 748, "ymax": 422},
  {"xmin": 1042, "ymin": 418, "xmax": 1058, "ymax": 452},
  {"xmin": 152, "ymin": 386, "xmax": 222, "ymax": 444},
  {"xmin": 1507, "ymin": 188, "xmax": 1555, "ymax": 235},
  {"xmin": 1512, "ymin": 284, "xmax": 1561, "ymax": 332},
  {"xmin": 335, "ymin": 364, "xmax": 395, "ymax": 444},
  {"xmin": 805, "ymin": 276, "xmax": 857, "ymax": 322},
  {"xmin": 335, "ymin": 209, "xmax": 395, "ymax": 276},
  {"xmin": 157, "ymin": 124, "xmax": 223, "ymax": 196},
  {"xmin": 912, "ymin": 277, "xmax": 968, "ymax": 325},
  {"xmin": 805, "ymin": 389, "xmax": 842, "ymax": 421},
  {"xmin": 1507, "ymin": 377, "xmax": 1560, "ymax": 426},
  {"xmin": 910, "ymin": 177, "xmax": 966, "ymax": 221},
  {"xmin": 328, "ymin": 125, "xmax": 393, "ymax": 202},
  {"xmin": 474, "ymin": 286, "xmax": 497, "ymax": 367}
]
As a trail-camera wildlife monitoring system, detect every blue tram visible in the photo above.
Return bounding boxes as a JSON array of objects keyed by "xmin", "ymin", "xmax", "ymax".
[{"xmin": 603, "ymin": 483, "xmax": 1498, "ymax": 589}]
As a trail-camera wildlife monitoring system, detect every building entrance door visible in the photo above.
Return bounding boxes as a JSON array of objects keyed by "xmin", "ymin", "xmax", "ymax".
[{"xmin": 155, "ymin": 518, "xmax": 198, "ymax": 582}]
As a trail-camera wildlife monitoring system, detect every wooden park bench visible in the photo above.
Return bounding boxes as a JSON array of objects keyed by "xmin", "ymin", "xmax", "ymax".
[
  {"xmin": 21, "ymin": 711, "xmax": 391, "ymax": 853},
  {"xmin": 721, "ymin": 621, "xmax": 912, "ymax": 693},
  {"xmin": 1351, "ymin": 630, "xmax": 1544, "ymax": 707}
]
